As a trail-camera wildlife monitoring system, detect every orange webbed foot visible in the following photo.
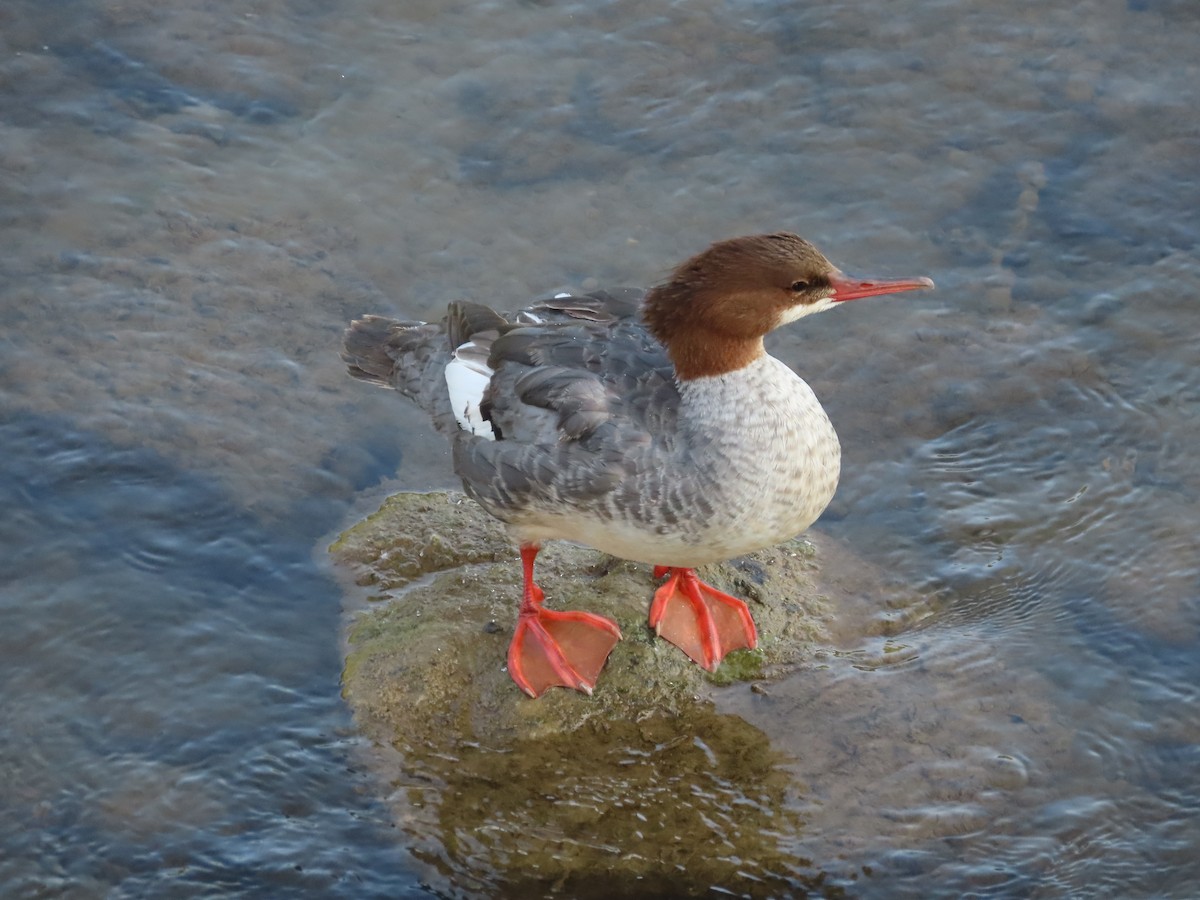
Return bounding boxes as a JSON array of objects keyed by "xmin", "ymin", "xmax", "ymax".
[
  {"xmin": 507, "ymin": 607, "xmax": 622, "ymax": 698},
  {"xmin": 648, "ymin": 567, "xmax": 757, "ymax": 670},
  {"xmin": 506, "ymin": 543, "xmax": 621, "ymax": 698}
]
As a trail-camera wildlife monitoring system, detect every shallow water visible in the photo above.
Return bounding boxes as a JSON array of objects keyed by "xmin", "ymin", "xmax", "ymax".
[{"xmin": 2, "ymin": 0, "xmax": 1198, "ymax": 896}]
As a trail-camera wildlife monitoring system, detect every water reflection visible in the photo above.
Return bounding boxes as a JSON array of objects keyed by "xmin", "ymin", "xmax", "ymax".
[{"xmin": 388, "ymin": 711, "xmax": 836, "ymax": 898}]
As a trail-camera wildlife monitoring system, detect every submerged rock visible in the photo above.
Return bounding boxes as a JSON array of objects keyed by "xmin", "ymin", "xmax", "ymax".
[{"xmin": 330, "ymin": 490, "xmax": 872, "ymax": 894}]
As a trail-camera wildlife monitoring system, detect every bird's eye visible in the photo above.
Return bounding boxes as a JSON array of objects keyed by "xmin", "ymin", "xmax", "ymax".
[{"xmin": 790, "ymin": 280, "xmax": 809, "ymax": 292}]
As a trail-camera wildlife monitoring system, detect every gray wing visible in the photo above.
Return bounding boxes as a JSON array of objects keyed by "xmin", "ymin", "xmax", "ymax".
[
  {"xmin": 344, "ymin": 289, "xmax": 682, "ymax": 523},
  {"xmin": 451, "ymin": 290, "xmax": 683, "ymax": 523}
]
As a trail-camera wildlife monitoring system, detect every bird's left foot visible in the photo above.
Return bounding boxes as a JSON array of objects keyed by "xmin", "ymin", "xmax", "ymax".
[{"xmin": 648, "ymin": 566, "xmax": 758, "ymax": 670}]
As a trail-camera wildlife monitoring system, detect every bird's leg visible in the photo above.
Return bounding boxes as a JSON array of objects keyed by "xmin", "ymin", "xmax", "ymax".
[
  {"xmin": 648, "ymin": 566, "xmax": 758, "ymax": 670},
  {"xmin": 506, "ymin": 544, "xmax": 622, "ymax": 698}
]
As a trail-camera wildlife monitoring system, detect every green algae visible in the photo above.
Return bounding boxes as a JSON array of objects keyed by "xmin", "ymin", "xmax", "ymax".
[{"xmin": 703, "ymin": 646, "xmax": 766, "ymax": 686}]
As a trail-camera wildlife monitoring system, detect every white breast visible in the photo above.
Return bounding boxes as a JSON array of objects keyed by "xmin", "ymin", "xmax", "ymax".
[{"xmin": 668, "ymin": 354, "xmax": 842, "ymax": 559}]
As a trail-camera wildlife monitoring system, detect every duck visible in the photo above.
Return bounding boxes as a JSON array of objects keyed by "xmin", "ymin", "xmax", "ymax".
[{"xmin": 342, "ymin": 233, "xmax": 933, "ymax": 697}]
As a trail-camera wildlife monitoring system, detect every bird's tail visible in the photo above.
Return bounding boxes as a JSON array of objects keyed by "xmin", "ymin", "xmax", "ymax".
[
  {"xmin": 342, "ymin": 315, "xmax": 411, "ymax": 386},
  {"xmin": 341, "ymin": 313, "xmax": 466, "ymax": 434}
]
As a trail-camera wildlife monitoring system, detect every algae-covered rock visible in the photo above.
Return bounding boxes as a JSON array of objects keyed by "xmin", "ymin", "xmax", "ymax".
[
  {"xmin": 332, "ymin": 491, "xmax": 838, "ymax": 747},
  {"xmin": 329, "ymin": 491, "xmax": 872, "ymax": 895},
  {"xmin": 330, "ymin": 491, "xmax": 513, "ymax": 590}
]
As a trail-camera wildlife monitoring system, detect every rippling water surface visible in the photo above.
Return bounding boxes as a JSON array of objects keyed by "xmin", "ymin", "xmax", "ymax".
[{"xmin": 2, "ymin": 0, "xmax": 1198, "ymax": 895}]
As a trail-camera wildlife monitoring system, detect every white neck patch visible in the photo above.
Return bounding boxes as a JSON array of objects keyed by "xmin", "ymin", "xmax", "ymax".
[{"xmin": 775, "ymin": 295, "xmax": 836, "ymax": 326}]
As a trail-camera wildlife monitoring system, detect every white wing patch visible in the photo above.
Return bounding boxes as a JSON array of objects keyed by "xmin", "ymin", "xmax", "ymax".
[{"xmin": 445, "ymin": 342, "xmax": 496, "ymax": 439}]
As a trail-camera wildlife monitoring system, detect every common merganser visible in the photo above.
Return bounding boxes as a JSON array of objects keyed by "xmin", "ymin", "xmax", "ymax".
[{"xmin": 342, "ymin": 233, "xmax": 933, "ymax": 698}]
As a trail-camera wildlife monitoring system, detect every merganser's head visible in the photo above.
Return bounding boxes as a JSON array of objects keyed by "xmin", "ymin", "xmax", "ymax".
[{"xmin": 642, "ymin": 232, "xmax": 934, "ymax": 380}]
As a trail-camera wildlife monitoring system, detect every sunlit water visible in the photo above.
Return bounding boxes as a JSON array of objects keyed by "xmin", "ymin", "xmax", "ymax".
[{"xmin": 2, "ymin": 0, "xmax": 1198, "ymax": 896}]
